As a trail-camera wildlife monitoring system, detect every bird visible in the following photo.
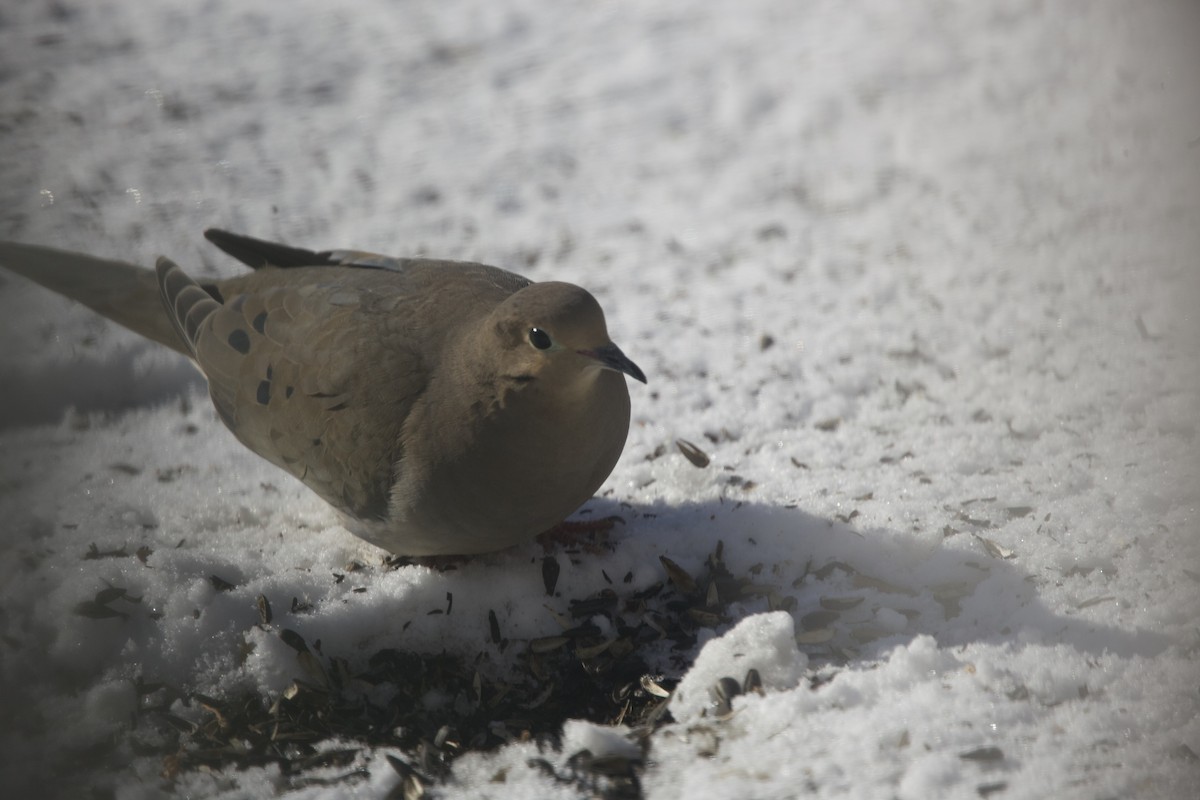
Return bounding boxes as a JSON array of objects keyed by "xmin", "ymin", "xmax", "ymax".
[{"xmin": 0, "ymin": 229, "xmax": 646, "ymax": 555}]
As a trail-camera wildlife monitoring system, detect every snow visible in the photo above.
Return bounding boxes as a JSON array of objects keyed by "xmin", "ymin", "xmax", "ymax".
[
  {"xmin": 669, "ymin": 611, "xmax": 805, "ymax": 723},
  {"xmin": 2, "ymin": 0, "xmax": 1199, "ymax": 798}
]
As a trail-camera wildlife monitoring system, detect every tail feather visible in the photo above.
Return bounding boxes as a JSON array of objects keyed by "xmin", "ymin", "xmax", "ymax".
[
  {"xmin": 154, "ymin": 256, "xmax": 221, "ymax": 356},
  {"xmin": 0, "ymin": 240, "xmax": 189, "ymax": 355}
]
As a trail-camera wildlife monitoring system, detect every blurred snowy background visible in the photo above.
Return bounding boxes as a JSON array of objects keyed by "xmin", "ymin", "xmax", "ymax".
[{"xmin": 1, "ymin": 1, "xmax": 1198, "ymax": 798}]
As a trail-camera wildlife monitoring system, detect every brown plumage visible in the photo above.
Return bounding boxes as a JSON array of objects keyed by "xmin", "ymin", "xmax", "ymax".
[{"xmin": 0, "ymin": 229, "xmax": 645, "ymax": 555}]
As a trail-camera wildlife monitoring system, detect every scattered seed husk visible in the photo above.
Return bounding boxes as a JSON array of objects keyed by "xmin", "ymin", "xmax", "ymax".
[
  {"xmin": 819, "ymin": 596, "xmax": 864, "ymax": 611},
  {"xmin": 959, "ymin": 746, "xmax": 1005, "ymax": 762},
  {"xmin": 795, "ymin": 628, "xmax": 835, "ymax": 645},
  {"xmin": 851, "ymin": 574, "xmax": 918, "ymax": 596},
  {"xmin": 640, "ymin": 675, "xmax": 671, "ymax": 698},
  {"xmin": 279, "ymin": 629, "xmax": 309, "ymax": 653},
  {"xmin": 84, "ymin": 543, "xmax": 130, "ymax": 560},
  {"xmin": 686, "ymin": 608, "xmax": 722, "ymax": 627},
  {"xmin": 709, "ymin": 676, "xmax": 742, "ymax": 717},
  {"xmin": 800, "ymin": 610, "xmax": 839, "ymax": 630},
  {"xmin": 643, "ymin": 614, "xmax": 668, "ymax": 639},
  {"xmin": 94, "ymin": 586, "xmax": 140, "ymax": 605},
  {"xmin": 530, "ymin": 636, "xmax": 570, "ymax": 654},
  {"xmin": 712, "ymin": 676, "xmax": 741, "ymax": 703},
  {"xmin": 973, "ymin": 534, "xmax": 1015, "ymax": 559},
  {"xmin": 1170, "ymin": 743, "xmax": 1199, "ymax": 762},
  {"xmin": 145, "ymin": 540, "xmax": 802, "ymax": 790},
  {"xmin": 256, "ymin": 595, "xmax": 273, "ymax": 625},
  {"xmin": 675, "ymin": 439, "xmax": 711, "ymax": 468},
  {"xmin": 542, "ymin": 556, "xmax": 560, "ymax": 596},
  {"xmin": 574, "ymin": 639, "xmax": 613, "ymax": 660},
  {"xmin": 291, "ymin": 597, "xmax": 314, "ymax": 614},
  {"xmin": 386, "ymin": 755, "xmax": 427, "ymax": 800},
  {"xmin": 849, "ymin": 625, "xmax": 888, "ymax": 644},
  {"xmin": 768, "ymin": 592, "xmax": 796, "ymax": 613},
  {"xmin": 812, "ymin": 560, "xmax": 856, "ymax": 580},
  {"xmin": 569, "ymin": 590, "xmax": 618, "ymax": 618},
  {"xmin": 659, "ymin": 556, "xmax": 696, "ymax": 593},
  {"xmin": 210, "ymin": 574, "xmax": 237, "ymax": 592},
  {"xmin": 297, "ymin": 651, "xmax": 331, "ymax": 688},
  {"xmin": 73, "ymin": 601, "xmax": 128, "ymax": 620},
  {"xmin": 160, "ymin": 713, "xmax": 198, "ymax": 734},
  {"xmin": 1075, "ymin": 595, "xmax": 1117, "ymax": 609}
]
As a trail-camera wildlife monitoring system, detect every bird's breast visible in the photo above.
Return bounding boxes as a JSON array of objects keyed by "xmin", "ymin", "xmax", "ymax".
[{"xmin": 384, "ymin": 371, "xmax": 631, "ymax": 555}]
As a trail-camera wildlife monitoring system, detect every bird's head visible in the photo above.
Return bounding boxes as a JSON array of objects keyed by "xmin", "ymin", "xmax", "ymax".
[{"xmin": 488, "ymin": 281, "xmax": 646, "ymax": 390}]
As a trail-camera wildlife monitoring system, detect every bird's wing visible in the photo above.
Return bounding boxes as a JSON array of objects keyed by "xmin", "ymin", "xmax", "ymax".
[
  {"xmin": 205, "ymin": 227, "xmax": 414, "ymax": 273},
  {"xmin": 156, "ymin": 256, "xmax": 425, "ymax": 520}
]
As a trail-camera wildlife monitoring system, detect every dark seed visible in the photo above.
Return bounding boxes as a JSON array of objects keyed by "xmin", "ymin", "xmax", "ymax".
[
  {"xmin": 714, "ymin": 676, "xmax": 742, "ymax": 702},
  {"xmin": 675, "ymin": 439, "xmax": 711, "ymax": 468},
  {"xmin": 73, "ymin": 601, "xmax": 127, "ymax": 620},
  {"xmin": 960, "ymin": 746, "xmax": 1005, "ymax": 762},
  {"xmin": 256, "ymin": 594, "xmax": 272, "ymax": 625},
  {"xmin": 94, "ymin": 586, "xmax": 129, "ymax": 605},
  {"xmin": 687, "ymin": 607, "xmax": 722, "ymax": 627},
  {"xmin": 659, "ymin": 556, "xmax": 697, "ymax": 593},
  {"xmin": 159, "ymin": 713, "xmax": 198, "ymax": 734},
  {"xmin": 530, "ymin": 636, "xmax": 569, "ymax": 653},
  {"xmin": 209, "ymin": 574, "xmax": 236, "ymax": 592},
  {"xmin": 710, "ymin": 676, "xmax": 742, "ymax": 716},
  {"xmin": 279, "ymin": 629, "xmax": 309, "ymax": 653},
  {"xmin": 542, "ymin": 556, "xmax": 560, "ymax": 596}
]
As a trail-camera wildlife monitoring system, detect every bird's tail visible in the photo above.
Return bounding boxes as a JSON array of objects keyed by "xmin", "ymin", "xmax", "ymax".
[{"xmin": 0, "ymin": 240, "xmax": 188, "ymax": 355}]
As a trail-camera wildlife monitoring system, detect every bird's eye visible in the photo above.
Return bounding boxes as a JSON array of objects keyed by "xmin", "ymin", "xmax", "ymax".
[{"xmin": 528, "ymin": 327, "xmax": 553, "ymax": 350}]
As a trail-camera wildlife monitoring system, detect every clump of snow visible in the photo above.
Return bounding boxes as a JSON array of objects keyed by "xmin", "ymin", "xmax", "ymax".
[
  {"xmin": 560, "ymin": 719, "xmax": 642, "ymax": 761},
  {"xmin": 670, "ymin": 611, "xmax": 806, "ymax": 723}
]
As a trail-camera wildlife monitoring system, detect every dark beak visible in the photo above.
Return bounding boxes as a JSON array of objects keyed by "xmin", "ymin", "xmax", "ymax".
[{"xmin": 580, "ymin": 342, "xmax": 647, "ymax": 384}]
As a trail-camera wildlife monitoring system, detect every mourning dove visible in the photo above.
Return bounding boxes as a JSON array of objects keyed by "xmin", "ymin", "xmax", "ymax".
[{"xmin": 0, "ymin": 229, "xmax": 645, "ymax": 555}]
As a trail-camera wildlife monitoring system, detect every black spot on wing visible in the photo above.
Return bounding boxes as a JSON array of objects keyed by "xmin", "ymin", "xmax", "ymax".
[
  {"xmin": 228, "ymin": 330, "xmax": 251, "ymax": 354},
  {"xmin": 256, "ymin": 380, "xmax": 271, "ymax": 405},
  {"xmin": 252, "ymin": 311, "xmax": 267, "ymax": 334}
]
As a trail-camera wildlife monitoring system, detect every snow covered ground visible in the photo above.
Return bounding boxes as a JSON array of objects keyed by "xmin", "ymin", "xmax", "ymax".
[{"xmin": 1, "ymin": 1, "xmax": 1198, "ymax": 797}]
